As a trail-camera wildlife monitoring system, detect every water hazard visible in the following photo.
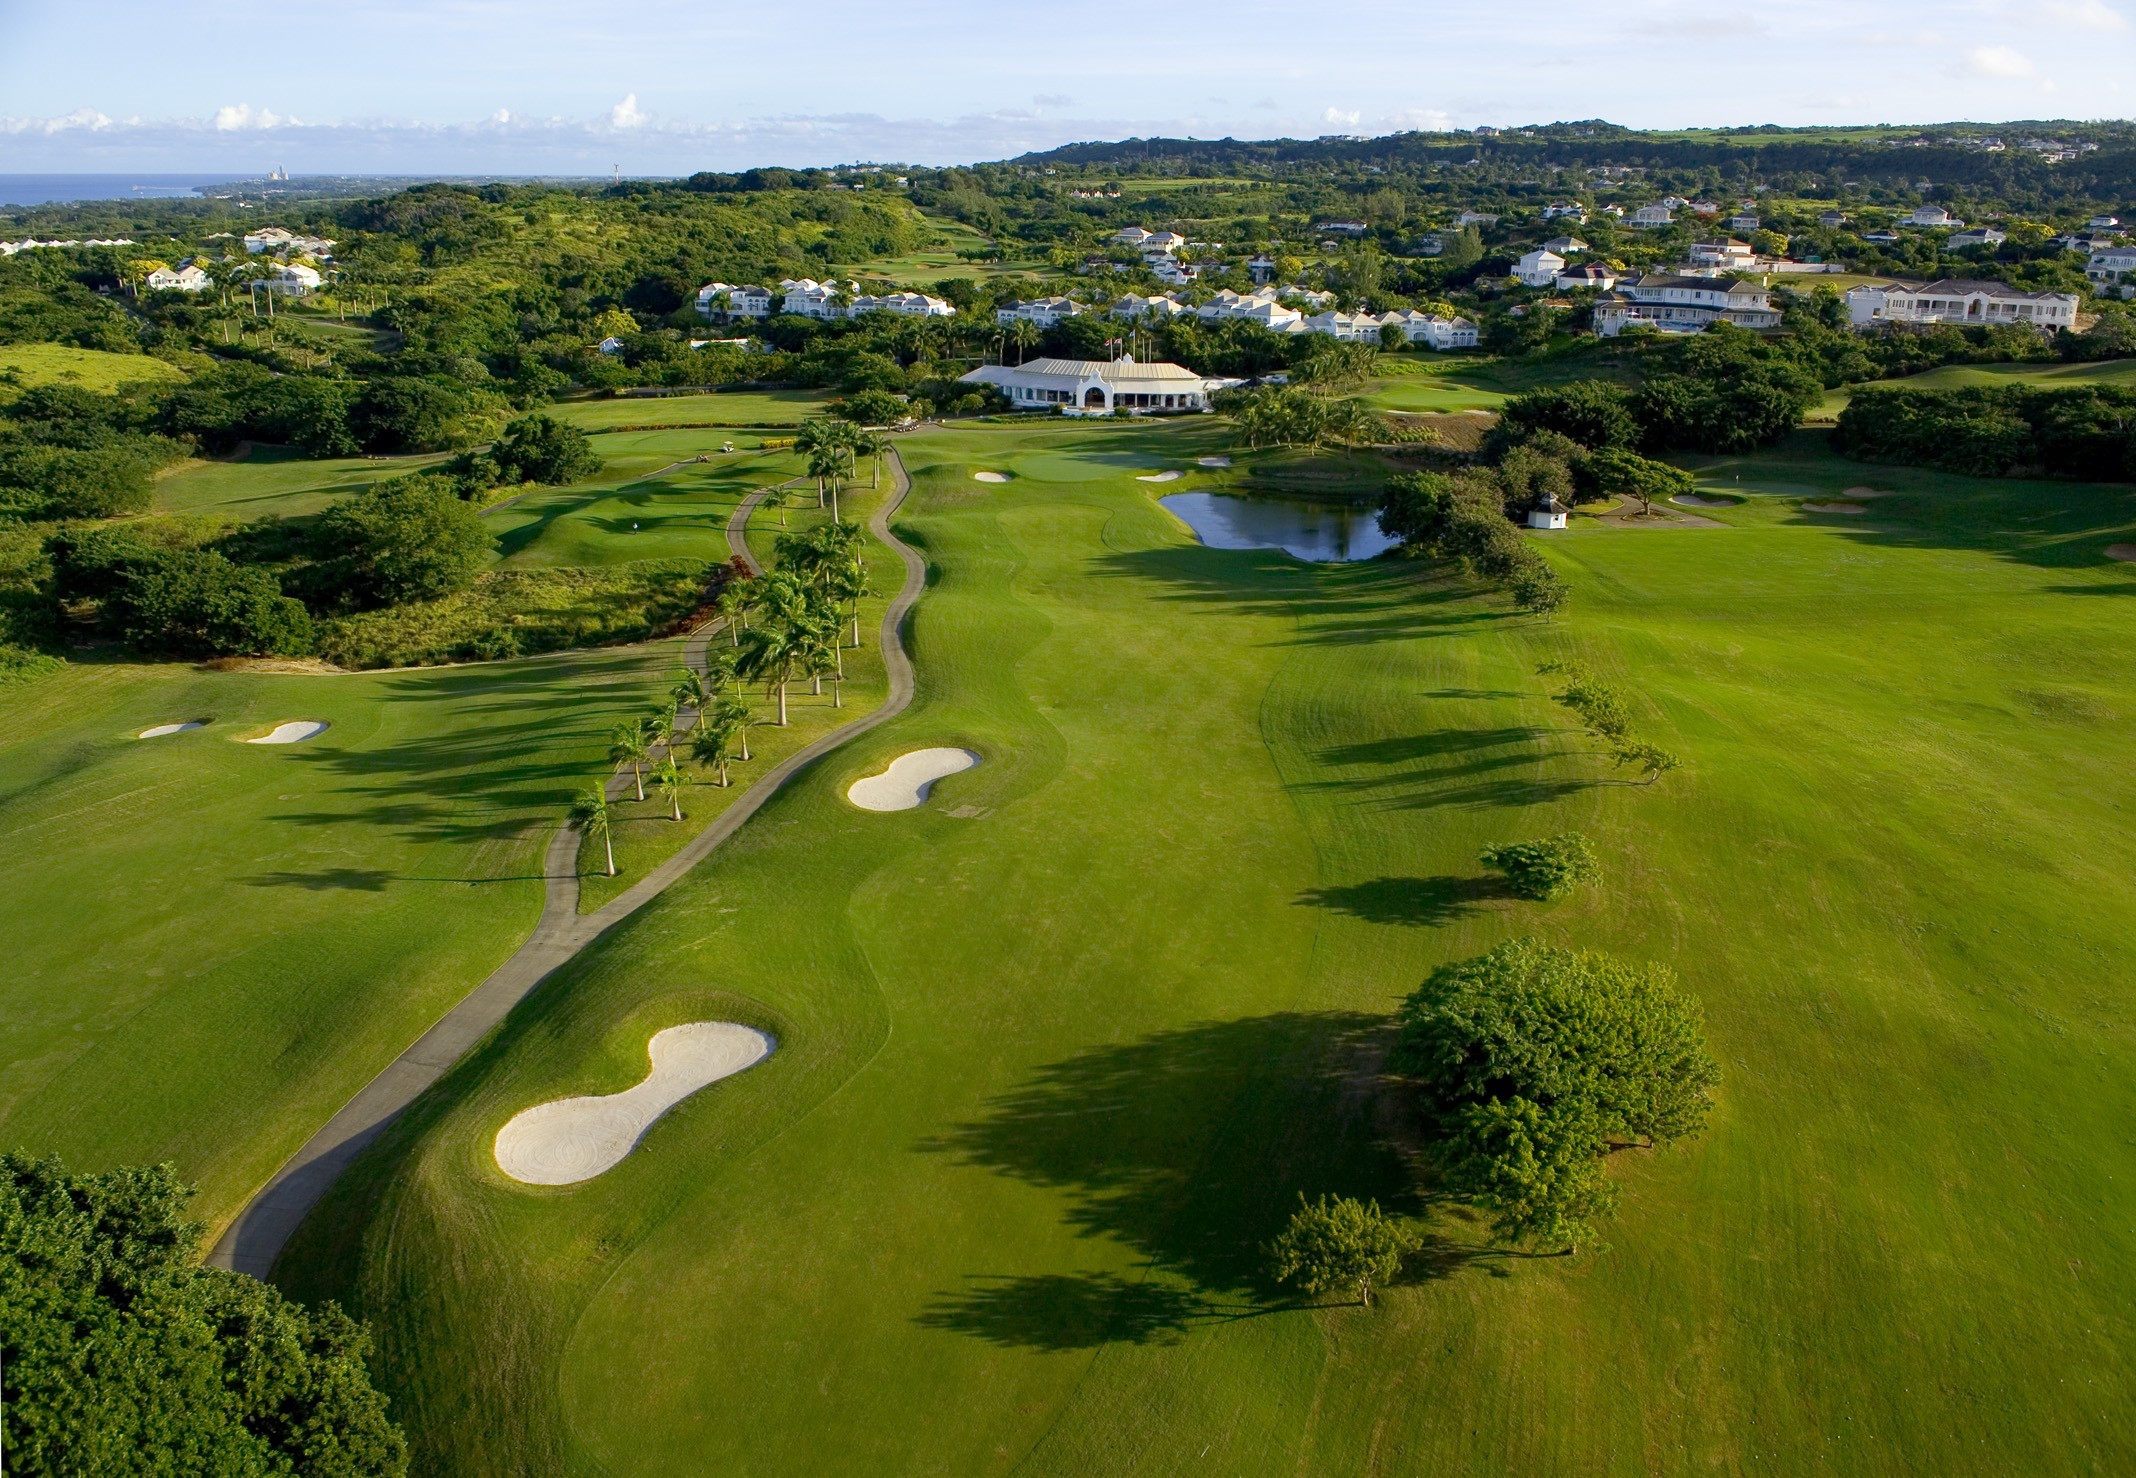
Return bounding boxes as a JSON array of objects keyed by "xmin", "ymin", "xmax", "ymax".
[{"xmin": 1160, "ymin": 492, "xmax": 1398, "ymax": 563}]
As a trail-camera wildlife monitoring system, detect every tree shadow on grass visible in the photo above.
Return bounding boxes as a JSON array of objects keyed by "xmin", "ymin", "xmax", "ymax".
[
  {"xmin": 1297, "ymin": 874, "xmax": 1509, "ymax": 927},
  {"xmin": 242, "ymin": 868, "xmax": 396, "ymax": 891},
  {"xmin": 915, "ymin": 1012, "xmax": 1490, "ymax": 1350}
]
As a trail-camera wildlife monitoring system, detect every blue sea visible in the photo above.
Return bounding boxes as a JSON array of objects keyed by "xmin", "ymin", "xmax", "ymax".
[{"xmin": 0, "ymin": 174, "xmax": 253, "ymax": 207}]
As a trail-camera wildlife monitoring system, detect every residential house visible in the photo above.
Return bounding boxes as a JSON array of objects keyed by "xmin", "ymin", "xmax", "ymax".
[
  {"xmin": 851, "ymin": 290, "xmax": 955, "ymax": 318},
  {"xmin": 597, "ymin": 336, "xmax": 627, "ymax": 355},
  {"xmin": 1542, "ymin": 235, "xmax": 1588, "ymax": 256},
  {"xmin": 1315, "ymin": 220, "xmax": 1370, "ymax": 237},
  {"xmin": 1111, "ymin": 226, "xmax": 1156, "ymax": 248},
  {"xmin": 257, "ymin": 263, "xmax": 323, "ymax": 297},
  {"xmin": 1195, "ymin": 289, "xmax": 1305, "ymax": 330},
  {"xmin": 1598, "ymin": 204, "xmax": 1625, "ymax": 219},
  {"xmin": 2088, "ymin": 215, "xmax": 2121, "ymax": 230},
  {"xmin": 1542, "ymin": 203, "xmax": 1587, "ymax": 221},
  {"xmin": 1555, "ymin": 262, "xmax": 1619, "ymax": 292},
  {"xmin": 959, "ymin": 355, "xmax": 1236, "ymax": 414},
  {"xmin": 697, "ymin": 282, "xmax": 774, "ymax": 318},
  {"xmin": 780, "ymin": 278, "xmax": 849, "ymax": 318},
  {"xmin": 1629, "ymin": 205, "xmax": 1676, "ymax": 230},
  {"xmin": 1818, "ymin": 211, "xmax": 1849, "ymax": 228},
  {"xmin": 1110, "ymin": 293, "xmax": 1192, "ymax": 320},
  {"xmin": 1247, "ymin": 254, "xmax": 1277, "ymax": 282},
  {"xmin": 1593, "ymin": 274, "xmax": 1781, "ymax": 336},
  {"xmin": 1514, "ymin": 249, "xmax": 1566, "ymax": 287},
  {"xmin": 995, "ymin": 296, "xmax": 1083, "ymax": 327},
  {"xmin": 1844, "ymin": 279, "xmax": 2078, "ymax": 330},
  {"xmin": 1148, "ymin": 258, "xmax": 1200, "ymax": 287},
  {"xmin": 1408, "ymin": 314, "xmax": 1479, "ymax": 349},
  {"xmin": 2087, "ymin": 248, "xmax": 2136, "ymax": 294},
  {"xmin": 1292, "ymin": 310, "xmax": 1390, "ymax": 342},
  {"xmin": 1727, "ymin": 213, "xmax": 1760, "ymax": 232},
  {"xmin": 1661, "ymin": 196, "xmax": 1692, "ymax": 210},
  {"xmin": 1687, "ymin": 201, "xmax": 1722, "ymax": 217},
  {"xmin": 1453, "ymin": 211, "xmax": 1500, "ymax": 228},
  {"xmin": 1411, "ymin": 233, "xmax": 1446, "ymax": 257},
  {"xmin": 1904, "ymin": 205, "xmax": 1963, "ymax": 228},
  {"xmin": 1687, "ymin": 238, "xmax": 1757, "ymax": 269},
  {"xmin": 1863, "ymin": 229, "xmax": 1902, "ymax": 244},
  {"xmin": 145, "ymin": 263, "xmax": 211, "ymax": 292},
  {"xmin": 1948, "ymin": 228, "xmax": 2006, "ymax": 250},
  {"xmin": 242, "ymin": 226, "xmax": 334, "ymax": 257}
]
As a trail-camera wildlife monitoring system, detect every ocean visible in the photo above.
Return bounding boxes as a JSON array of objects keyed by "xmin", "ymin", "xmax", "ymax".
[{"xmin": 0, "ymin": 174, "xmax": 252, "ymax": 207}]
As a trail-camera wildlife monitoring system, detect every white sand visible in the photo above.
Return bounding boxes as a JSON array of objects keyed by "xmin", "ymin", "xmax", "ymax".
[
  {"xmin": 2106, "ymin": 544, "xmax": 2136, "ymax": 563},
  {"xmin": 1670, "ymin": 494, "xmax": 1734, "ymax": 508},
  {"xmin": 973, "ymin": 471, "xmax": 1010, "ymax": 483},
  {"xmin": 1802, "ymin": 501, "xmax": 1867, "ymax": 515},
  {"xmin": 248, "ymin": 720, "xmax": 330, "ymax": 745},
  {"xmin": 495, "ymin": 1023, "xmax": 774, "ymax": 1185},
  {"xmin": 139, "ymin": 722, "xmax": 206, "ymax": 739},
  {"xmin": 1197, "ymin": 456, "xmax": 1233, "ymax": 468},
  {"xmin": 847, "ymin": 747, "xmax": 980, "ymax": 811},
  {"xmin": 1135, "ymin": 470, "xmax": 1184, "ymax": 482}
]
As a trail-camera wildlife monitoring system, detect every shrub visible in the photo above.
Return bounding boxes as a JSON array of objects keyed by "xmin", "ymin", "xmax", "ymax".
[
  {"xmin": 1269, "ymin": 1195, "xmax": 1421, "ymax": 1308},
  {"xmin": 0, "ymin": 444, "xmax": 153, "ymax": 518},
  {"xmin": 116, "ymin": 549, "xmax": 315, "ymax": 658},
  {"xmin": 490, "ymin": 412, "xmax": 601, "ymax": 486},
  {"xmin": 1480, "ymin": 832, "xmax": 1601, "ymax": 900},
  {"xmin": 314, "ymin": 474, "xmax": 495, "ymax": 608}
]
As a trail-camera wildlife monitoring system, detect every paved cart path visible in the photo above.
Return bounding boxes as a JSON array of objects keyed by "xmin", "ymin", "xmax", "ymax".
[{"xmin": 209, "ymin": 452, "xmax": 925, "ymax": 1277}]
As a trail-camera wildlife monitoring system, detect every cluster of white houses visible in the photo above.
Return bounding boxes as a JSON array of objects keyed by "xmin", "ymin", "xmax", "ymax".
[
  {"xmin": 994, "ymin": 285, "xmax": 1480, "ymax": 349},
  {"xmin": 697, "ymin": 278, "xmax": 955, "ymax": 321}
]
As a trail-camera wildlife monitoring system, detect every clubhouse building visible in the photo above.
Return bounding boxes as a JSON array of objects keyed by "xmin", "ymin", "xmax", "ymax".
[{"xmin": 960, "ymin": 355, "xmax": 1240, "ymax": 414}]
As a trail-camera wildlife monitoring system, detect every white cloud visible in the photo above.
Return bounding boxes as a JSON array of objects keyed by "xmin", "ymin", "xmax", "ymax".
[
  {"xmin": 213, "ymin": 103, "xmax": 285, "ymax": 131},
  {"xmin": 491, "ymin": 108, "xmax": 512, "ymax": 124},
  {"xmin": 2037, "ymin": 0, "xmax": 2129, "ymax": 25},
  {"xmin": 1963, "ymin": 44, "xmax": 2038, "ymax": 76},
  {"xmin": 1033, "ymin": 94, "xmax": 1073, "ymax": 108},
  {"xmin": 608, "ymin": 93, "xmax": 648, "ymax": 129},
  {"xmin": 1322, "ymin": 106, "xmax": 1361, "ymax": 127},
  {"xmin": 1387, "ymin": 107, "xmax": 1454, "ymax": 132}
]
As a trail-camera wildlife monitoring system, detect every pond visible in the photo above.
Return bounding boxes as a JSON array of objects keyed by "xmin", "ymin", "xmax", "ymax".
[{"xmin": 1160, "ymin": 492, "xmax": 1398, "ymax": 563}]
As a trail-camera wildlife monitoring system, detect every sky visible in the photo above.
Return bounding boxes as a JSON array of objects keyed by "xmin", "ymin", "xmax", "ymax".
[{"xmin": 1, "ymin": 0, "xmax": 2130, "ymax": 175}]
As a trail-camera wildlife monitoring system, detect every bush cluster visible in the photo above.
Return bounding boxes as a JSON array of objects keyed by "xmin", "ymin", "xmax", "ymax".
[
  {"xmin": 1480, "ymin": 832, "xmax": 1601, "ymax": 900},
  {"xmin": 1835, "ymin": 384, "xmax": 2136, "ymax": 480}
]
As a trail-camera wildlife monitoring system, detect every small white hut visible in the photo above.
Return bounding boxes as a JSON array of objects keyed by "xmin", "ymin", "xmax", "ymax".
[{"xmin": 1527, "ymin": 491, "xmax": 1569, "ymax": 530}]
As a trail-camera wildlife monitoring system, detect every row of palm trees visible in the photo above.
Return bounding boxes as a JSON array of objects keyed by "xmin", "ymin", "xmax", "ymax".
[
  {"xmin": 569, "ymin": 519, "xmax": 874, "ymax": 877},
  {"xmin": 793, "ymin": 418, "xmax": 885, "ymax": 521}
]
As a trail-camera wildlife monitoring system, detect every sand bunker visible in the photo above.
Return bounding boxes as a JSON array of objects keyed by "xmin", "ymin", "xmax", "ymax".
[
  {"xmin": 1197, "ymin": 456, "xmax": 1233, "ymax": 468},
  {"xmin": 973, "ymin": 471, "xmax": 1011, "ymax": 483},
  {"xmin": 1801, "ymin": 501, "xmax": 1867, "ymax": 515},
  {"xmin": 494, "ymin": 1023, "xmax": 774, "ymax": 1185},
  {"xmin": 138, "ymin": 721, "xmax": 207, "ymax": 739},
  {"xmin": 2106, "ymin": 544, "xmax": 2136, "ymax": 563},
  {"xmin": 1136, "ymin": 470, "xmax": 1184, "ymax": 482},
  {"xmin": 1841, "ymin": 486, "xmax": 1896, "ymax": 499},
  {"xmin": 248, "ymin": 720, "xmax": 329, "ymax": 745},
  {"xmin": 847, "ymin": 747, "xmax": 980, "ymax": 811},
  {"xmin": 1670, "ymin": 494, "xmax": 1736, "ymax": 508}
]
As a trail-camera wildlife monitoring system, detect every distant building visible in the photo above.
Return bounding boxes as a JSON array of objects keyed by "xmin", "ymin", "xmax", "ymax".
[
  {"xmin": 1527, "ymin": 491, "xmax": 1569, "ymax": 530},
  {"xmin": 1314, "ymin": 220, "xmax": 1371, "ymax": 237},
  {"xmin": 1727, "ymin": 213, "xmax": 1760, "ymax": 232},
  {"xmin": 780, "ymin": 278, "xmax": 848, "ymax": 318},
  {"xmin": 697, "ymin": 282, "xmax": 774, "ymax": 319},
  {"xmin": 1593, "ymin": 274, "xmax": 1780, "ymax": 335},
  {"xmin": 2087, "ymin": 214, "xmax": 2121, "ymax": 230},
  {"xmin": 145, "ymin": 263, "xmax": 211, "ymax": 292},
  {"xmin": 1687, "ymin": 238, "xmax": 1757, "ymax": 269},
  {"xmin": 1391, "ymin": 312, "xmax": 1479, "ymax": 350},
  {"xmin": 851, "ymin": 290, "xmax": 955, "ymax": 318},
  {"xmin": 257, "ymin": 263, "xmax": 322, "ymax": 297},
  {"xmin": 597, "ymin": 336, "xmax": 626, "ymax": 355},
  {"xmin": 1109, "ymin": 293, "xmax": 1192, "ymax": 320},
  {"xmin": 1542, "ymin": 203, "xmax": 1587, "ymax": 222},
  {"xmin": 243, "ymin": 226, "xmax": 334, "ymax": 257},
  {"xmin": 1514, "ymin": 249, "xmax": 1566, "ymax": 288},
  {"xmin": 960, "ymin": 355, "xmax": 1235, "ymax": 414},
  {"xmin": 1863, "ymin": 229, "xmax": 1902, "ymax": 245},
  {"xmin": 1453, "ymin": 211, "xmax": 1500, "ymax": 228},
  {"xmin": 1555, "ymin": 262, "xmax": 1619, "ymax": 292},
  {"xmin": 1948, "ymin": 228, "xmax": 2007, "ymax": 250},
  {"xmin": 996, "ymin": 296, "xmax": 1083, "ymax": 327},
  {"xmin": 1542, "ymin": 235, "xmax": 1588, "ymax": 256},
  {"xmin": 1844, "ymin": 279, "xmax": 2078, "ymax": 329},
  {"xmin": 1628, "ymin": 205, "xmax": 1675, "ymax": 230},
  {"xmin": 1196, "ymin": 289, "xmax": 1304, "ymax": 330},
  {"xmin": 1818, "ymin": 210, "xmax": 1850, "ymax": 228},
  {"xmin": 1248, "ymin": 254, "xmax": 1277, "ymax": 282},
  {"xmin": 2086, "ymin": 247, "xmax": 2136, "ymax": 294},
  {"xmin": 1905, "ymin": 205, "xmax": 1964, "ymax": 228}
]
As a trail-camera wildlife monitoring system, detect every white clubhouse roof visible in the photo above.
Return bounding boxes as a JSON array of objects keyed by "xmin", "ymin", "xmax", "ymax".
[{"xmin": 961, "ymin": 355, "xmax": 1222, "ymax": 390}]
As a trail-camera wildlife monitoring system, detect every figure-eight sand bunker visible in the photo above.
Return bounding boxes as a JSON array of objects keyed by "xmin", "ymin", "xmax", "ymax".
[
  {"xmin": 494, "ymin": 1022, "xmax": 775, "ymax": 1185},
  {"xmin": 248, "ymin": 720, "xmax": 330, "ymax": 745},
  {"xmin": 848, "ymin": 748, "xmax": 980, "ymax": 811}
]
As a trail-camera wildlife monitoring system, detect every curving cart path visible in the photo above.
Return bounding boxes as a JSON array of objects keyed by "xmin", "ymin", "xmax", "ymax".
[{"xmin": 209, "ymin": 452, "xmax": 926, "ymax": 1278}]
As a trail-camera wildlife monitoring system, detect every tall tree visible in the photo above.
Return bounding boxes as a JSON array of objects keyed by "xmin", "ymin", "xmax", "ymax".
[
  {"xmin": 652, "ymin": 756, "xmax": 686, "ymax": 822},
  {"xmin": 608, "ymin": 719, "xmax": 650, "ymax": 802},
  {"xmin": 572, "ymin": 786, "xmax": 615, "ymax": 876},
  {"xmin": 1269, "ymin": 1195, "xmax": 1420, "ymax": 1308}
]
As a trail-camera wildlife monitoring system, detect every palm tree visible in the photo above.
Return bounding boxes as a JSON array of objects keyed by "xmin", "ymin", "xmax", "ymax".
[
  {"xmin": 670, "ymin": 667, "xmax": 711, "ymax": 719},
  {"xmin": 807, "ymin": 641, "xmax": 845, "ymax": 707},
  {"xmin": 653, "ymin": 757, "xmax": 686, "ymax": 821},
  {"xmin": 715, "ymin": 580, "xmax": 754, "ymax": 645},
  {"xmin": 712, "ymin": 694, "xmax": 755, "ymax": 760},
  {"xmin": 856, "ymin": 430, "xmax": 886, "ymax": 488},
  {"xmin": 736, "ymin": 623, "xmax": 806, "ymax": 726},
  {"xmin": 703, "ymin": 645, "xmax": 741, "ymax": 695},
  {"xmin": 572, "ymin": 786, "xmax": 616, "ymax": 876},
  {"xmin": 608, "ymin": 720, "xmax": 651, "ymax": 802},
  {"xmin": 1007, "ymin": 318, "xmax": 1040, "ymax": 365},
  {"xmin": 806, "ymin": 443, "xmax": 846, "ymax": 515},
  {"xmin": 822, "ymin": 550, "xmax": 870, "ymax": 649},
  {"xmin": 689, "ymin": 715, "xmax": 738, "ymax": 786},
  {"xmin": 648, "ymin": 702, "xmax": 683, "ymax": 762}
]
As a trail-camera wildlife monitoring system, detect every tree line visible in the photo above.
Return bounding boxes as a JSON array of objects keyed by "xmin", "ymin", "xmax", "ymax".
[{"xmin": 1836, "ymin": 383, "xmax": 2136, "ymax": 480}]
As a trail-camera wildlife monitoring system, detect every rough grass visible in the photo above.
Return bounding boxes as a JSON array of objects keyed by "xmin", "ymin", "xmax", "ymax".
[
  {"xmin": 154, "ymin": 445, "xmax": 449, "ymax": 519},
  {"xmin": 0, "ymin": 342, "xmax": 185, "ymax": 398},
  {"xmin": 279, "ymin": 419, "xmax": 2136, "ymax": 1476},
  {"xmin": 547, "ymin": 390, "xmax": 832, "ymax": 430}
]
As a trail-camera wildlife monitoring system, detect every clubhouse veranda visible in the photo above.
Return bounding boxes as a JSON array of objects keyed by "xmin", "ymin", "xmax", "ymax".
[{"xmin": 960, "ymin": 354, "xmax": 1239, "ymax": 413}]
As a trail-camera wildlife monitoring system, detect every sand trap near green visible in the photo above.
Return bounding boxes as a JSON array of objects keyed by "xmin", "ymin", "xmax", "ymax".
[
  {"xmin": 1136, "ymin": 470, "xmax": 1184, "ymax": 482},
  {"xmin": 973, "ymin": 471, "xmax": 1011, "ymax": 483},
  {"xmin": 494, "ymin": 1023, "xmax": 775, "ymax": 1186},
  {"xmin": 846, "ymin": 748, "xmax": 979, "ymax": 811},
  {"xmin": 248, "ymin": 721, "xmax": 330, "ymax": 744},
  {"xmin": 139, "ymin": 721, "xmax": 208, "ymax": 739}
]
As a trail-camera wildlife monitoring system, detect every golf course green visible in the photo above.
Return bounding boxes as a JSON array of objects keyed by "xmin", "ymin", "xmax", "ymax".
[{"xmin": 264, "ymin": 418, "xmax": 2136, "ymax": 1476}]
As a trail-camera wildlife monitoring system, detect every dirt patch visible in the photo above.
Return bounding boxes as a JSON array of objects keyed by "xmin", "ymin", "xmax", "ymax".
[
  {"xmin": 197, "ymin": 656, "xmax": 350, "ymax": 675},
  {"xmin": 1589, "ymin": 506, "xmax": 1723, "ymax": 529},
  {"xmin": 2105, "ymin": 543, "xmax": 2136, "ymax": 563}
]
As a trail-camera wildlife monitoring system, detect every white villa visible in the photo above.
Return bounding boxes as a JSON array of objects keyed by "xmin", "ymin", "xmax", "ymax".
[
  {"xmin": 1845, "ymin": 279, "xmax": 2078, "ymax": 329},
  {"xmin": 1514, "ymin": 249, "xmax": 1566, "ymax": 288},
  {"xmin": 257, "ymin": 263, "xmax": 323, "ymax": 297},
  {"xmin": 1542, "ymin": 235, "xmax": 1588, "ymax": 256},
  {"xmin": 1110, "ymin": 293, "xmax": 1193, "ymax": 320},
  {"xmin": 243, "ymin": 227, "xmax": 334, "ymax": 257},
  {"xmin": 853, "ymin": 290, "xmax": 956, "ymax": 318},
  {"xmin": 1628, "ymin": 205, "xmax": 1675, "ymax": 230},
  {"xmin": 1556, "ymin": 262, "xmax": 1619, "ymax": 292},
  {"xmin": 1593, "ymin": 274, "xmax": 1780, "ymax": 336},
  {"xmin": 1687, "ymin": 238, "xmax": 1756, "ymax": 269},
  {"xmin": 2086, "ymin": 248, "xmax": 2136, "ymax": 294},
  {"xmin": 145, "ymin": 263, "xmax": 211, "ymax": 292},
  {"xmin": 778, "ymin": 279, "xmax": 953, "ymax": 319},
  {"xmin": 698, "ymin": 282, "xmax": 774, "ymax": 318},
  {"xmin": 1542, "ymin": 203, "xmax": 1587, "ymax": 222},
  {"xmin": 1904, "ymin": 205, "xmax": 1964, "ymax": 229},
  {"xmin": 996, "ymin": 296, "xmax": 1084, "ymax": 327},
  {"xmin": 1949, "ymin": 228, "xmax": 2007, "ymax": 250},
  {"xmin": 960, "ymin": 355, "xmax": 1236, "ymax": 414},
  {"xmin": 1453, "ymin": 211, "xmax": 1500, "ymax": 228},
  {"xmin": 1112, "ymin": 226, "xmax": 1186, "ymax": 254}
]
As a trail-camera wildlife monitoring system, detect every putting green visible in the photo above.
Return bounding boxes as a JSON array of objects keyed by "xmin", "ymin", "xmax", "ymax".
[{"xmin": 261, "ymin": 421, "xmax": 2136, "ymax": 1476}]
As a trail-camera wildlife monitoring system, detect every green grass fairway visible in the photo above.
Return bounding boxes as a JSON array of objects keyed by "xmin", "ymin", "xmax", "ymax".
[
  {"xmin": 0, "ymin": 643, "xmax": 687, "ymax": 1237},
  {"xmin": 1811, "ymin": 357, "xmax": 2136, "ymax": 419},
  {"xmin": 486, "ymin": 446, "xmax": 801, "ymax": 569},
  {"xmin": 155, "ymin": 445, "xmax": 448, "ymax": 518},
  {"xmin": 549, "ymin": 390, "xmax": 831, "ymax": 430},
  {"xmin": 281, "ymin": 419, "xmax": 2136, "ymax": 1476},
  {"xmin": 0, "ymin": 343, "xmax": 185, "ymax": 397}
]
